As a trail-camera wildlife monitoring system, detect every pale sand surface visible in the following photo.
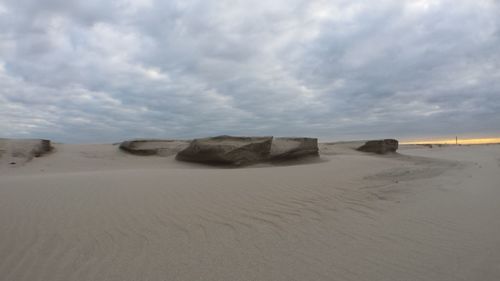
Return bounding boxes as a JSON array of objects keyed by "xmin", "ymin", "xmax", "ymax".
[{"xmin": 1, "ymin": 143, "xmax": 500, "ymax": 280}]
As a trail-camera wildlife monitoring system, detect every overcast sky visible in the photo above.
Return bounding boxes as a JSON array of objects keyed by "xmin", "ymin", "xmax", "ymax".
[{"xmin": 1, "ymin": 0, "xmax": 499, "ymax": 143}]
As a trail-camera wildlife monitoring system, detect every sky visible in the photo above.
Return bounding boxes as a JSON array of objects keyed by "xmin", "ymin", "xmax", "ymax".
[{"xmin": 1, "ymin": 0, "xmax": 499, "ymax": 143}]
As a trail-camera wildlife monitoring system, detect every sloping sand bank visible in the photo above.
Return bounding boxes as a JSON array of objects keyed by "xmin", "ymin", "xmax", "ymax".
[{"xmin": 1, "ymin": 143, "xmax": 499, "ymax": 280}]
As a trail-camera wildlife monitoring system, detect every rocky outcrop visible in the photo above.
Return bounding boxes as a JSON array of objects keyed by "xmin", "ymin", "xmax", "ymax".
[
  {"xmin": 119, "ymin": 139, "xmax": 190, "ymax": 156},
  {"xmin": 357, "ymin": 139, "xmax": 398, "ymax": 154},
  {"xmin": 176, "ymin": 136, "xmax": 320, "ymax": 165},
  {"xmin": 176, "ymin": 136, "xmax": 273, "ymax": 165},
  {"xmin": 29, "ymin": 139, "xmax": 52, "ymax": 157},
  {"xmin": 270, "ymin": 137, "xmax": 319, "ymax": 160},
  {"xmin": 0, "ymin": 138, "xmax": 53, "ymax": 165}
]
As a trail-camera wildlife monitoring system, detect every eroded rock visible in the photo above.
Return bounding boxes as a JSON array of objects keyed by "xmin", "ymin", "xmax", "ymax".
[
  {"xmin": 357, "ymin": 139, "xmax": 398, "ymax": 154},
  {"xmin": 270, "ymin": 137, "xmax": 319, "ymax": 160},
  {"xmin": 176, "ymin": 136, "xmax": 273, "ymax": 165},
  {"xmin": 119, "ymin": 139, "xmax": 190, "ymax": 156},
  {"xmin": 0, "ymin": 138, "xmax": 53, "ymax": 165}
]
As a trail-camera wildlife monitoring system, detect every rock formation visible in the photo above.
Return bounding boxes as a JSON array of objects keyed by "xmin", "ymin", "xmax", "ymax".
[
  {"xmin": 0, "ymin": 138, "xmax": 53, "ymax": 165},
  {"xmin": 176, "ymin": 136, "xmax": 320, "ymax": 165},
  {"xmin": 119, "ymin": 139, "xmax": 190, "ymax": 156},
  {"xmin": 176, "ymin": 136, "xmax": 273, "ymax": 165},
  {"xmin": 357, "ymin": 139, "xmax": 398, "ymax": 154},
  {"xmin": 269, "ymin": 137, "xmax": 319, "ymax": 160}
]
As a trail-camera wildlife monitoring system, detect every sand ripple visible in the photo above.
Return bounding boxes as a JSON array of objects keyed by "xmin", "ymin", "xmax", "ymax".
[{"xmin": 1, "ymin": 145, "xmax": 500, "ymax": 280}]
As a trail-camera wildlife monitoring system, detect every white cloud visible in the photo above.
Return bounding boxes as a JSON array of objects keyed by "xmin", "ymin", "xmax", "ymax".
[{"xmin": 0, "ymin": 0, "xmax": 499, "ymax": 142}]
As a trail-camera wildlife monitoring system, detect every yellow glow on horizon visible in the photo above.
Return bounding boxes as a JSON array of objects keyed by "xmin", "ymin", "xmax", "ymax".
[{"xmin": 401, "ymin": 138, "xmax": 500, "ymax": 145}]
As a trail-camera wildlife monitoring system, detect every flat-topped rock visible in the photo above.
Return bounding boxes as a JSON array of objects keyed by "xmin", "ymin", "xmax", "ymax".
[
  {"xmin": 176, "ymin": 136, "xmax": 273, "ymax": 166},
  {"xmin": 119, "ymin": 139, "xmax": 190, "ymax": 156},
  {"xmin": 357, "ymin": 139, "xmax": 399, "ymax": 154},
  {"xmin": 0, "ymin": 138, "xmax": 53, "ymax": 165},
  {"xmin": 270, "ymin": 137, "xmax": 319, "ymax": 160}
]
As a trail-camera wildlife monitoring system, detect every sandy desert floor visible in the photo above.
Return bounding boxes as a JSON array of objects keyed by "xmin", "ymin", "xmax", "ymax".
[{"xmin": 1, "ymin": 143, "xmax": 499, "ymax": 281}]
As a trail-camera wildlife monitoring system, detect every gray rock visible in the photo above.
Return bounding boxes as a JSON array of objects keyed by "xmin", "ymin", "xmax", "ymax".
[
  {"xmin": 270, "ymin": 137, "xmax": 319, "ymax": 160},
  {"xmin": 119, "ymin": 139, "xmax": 190, "ymax": 156},
  {"xmin": 357, "ymin": 139, "xmax": 399, "ymax": 154},
  {"xmin": 33, "ymin": 139, "xmax": 52, "ymax": 157},
  {"xmin": 176, "ymin": 136, "xmax": 273, "ymax": 165},
  {"xmin": 0, "ymin": 138, "xmax": 53, "ymax": 165}
]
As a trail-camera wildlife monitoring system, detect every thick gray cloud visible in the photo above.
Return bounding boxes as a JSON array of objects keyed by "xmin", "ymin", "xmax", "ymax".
[{"xmin": 1, "ymin": 0, "xmax": 499, "ymax": 142}]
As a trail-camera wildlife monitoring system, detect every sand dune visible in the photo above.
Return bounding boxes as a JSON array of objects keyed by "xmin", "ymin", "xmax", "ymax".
[{"xmin": 1, "ymin": 143, "xmax": 499, "ymax": 280}]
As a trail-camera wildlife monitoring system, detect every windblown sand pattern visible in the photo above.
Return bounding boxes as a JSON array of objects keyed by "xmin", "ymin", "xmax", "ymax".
[{"xmin": 1, "ymin": 143, "xmax": 499, "ymax": 280}]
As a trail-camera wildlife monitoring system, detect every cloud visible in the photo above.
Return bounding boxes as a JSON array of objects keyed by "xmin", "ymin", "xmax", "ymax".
[{"xmin": 1, "ymin": 0, "xmax": 499, "ymax": 142}]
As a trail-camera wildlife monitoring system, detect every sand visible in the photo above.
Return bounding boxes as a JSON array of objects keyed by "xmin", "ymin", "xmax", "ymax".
[{"xmin": 1, "ymin": 142, "xmax": 500, "ymax": 280}]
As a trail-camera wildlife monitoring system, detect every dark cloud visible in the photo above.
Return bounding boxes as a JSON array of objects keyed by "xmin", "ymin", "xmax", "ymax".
[{"xmin": 1, "ymin": 0, "xmax": 499, "ymax": 143}]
